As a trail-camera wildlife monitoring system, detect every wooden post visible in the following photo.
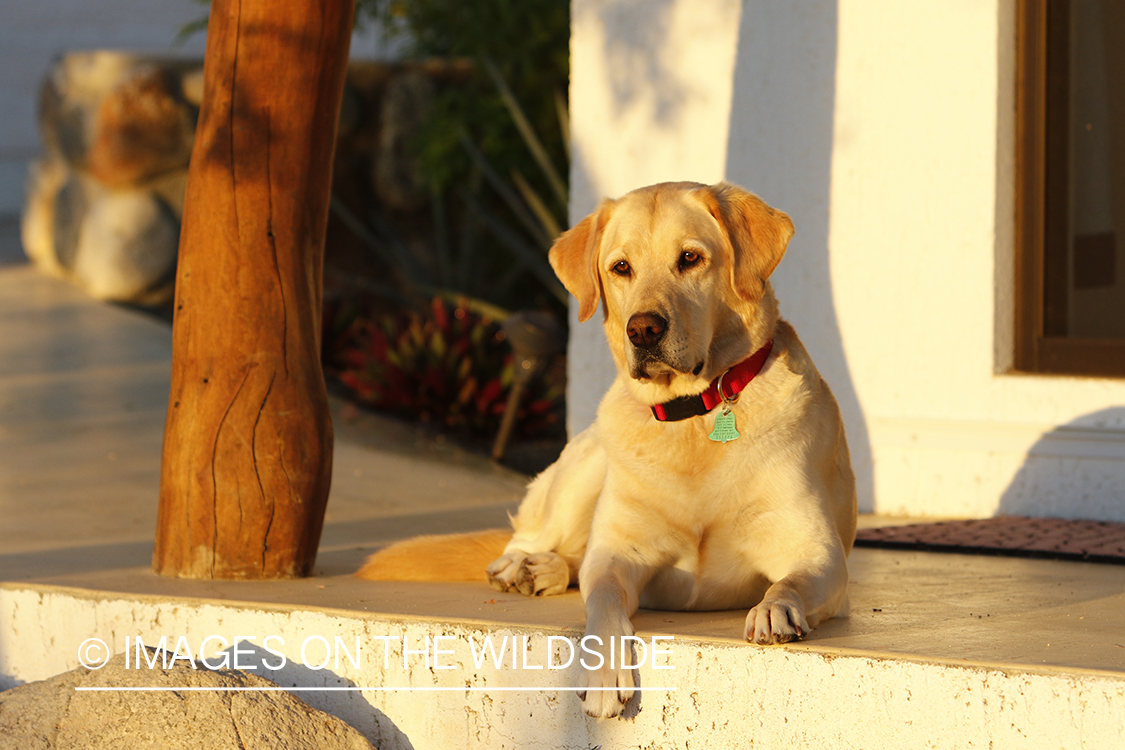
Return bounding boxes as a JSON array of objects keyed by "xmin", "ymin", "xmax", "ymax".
[{"xmin": 153, "ymin": 0, "xmax": 354, "ymax": 578}]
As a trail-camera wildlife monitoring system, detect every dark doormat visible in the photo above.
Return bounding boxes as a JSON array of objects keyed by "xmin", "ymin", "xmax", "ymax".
[{"xmin": 854, "ymin": 516, "xmax": 1125, "ymax": 564}]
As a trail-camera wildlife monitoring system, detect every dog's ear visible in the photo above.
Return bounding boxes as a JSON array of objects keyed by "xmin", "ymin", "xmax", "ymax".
[
  {"xmin": 549, "ymin": 200, "xmax": 614, "ymax": 322},
  {"xmin": 702, "ymin": 182, "xmax": 794, "ymax": 302}
]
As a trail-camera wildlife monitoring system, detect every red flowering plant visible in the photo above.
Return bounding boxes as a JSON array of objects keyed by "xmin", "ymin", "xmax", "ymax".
[{"xmin": 324, "ymin": 296, "xmax": 563, "ymax": 438}]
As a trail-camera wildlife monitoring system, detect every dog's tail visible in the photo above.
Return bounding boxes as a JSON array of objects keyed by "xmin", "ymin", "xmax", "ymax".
[{"xmin": 355, "ymin": 528, "xmax": 512, "ymax": 581}]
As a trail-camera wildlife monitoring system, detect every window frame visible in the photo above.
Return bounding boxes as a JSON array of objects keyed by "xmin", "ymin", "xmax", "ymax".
[{"xmin": 1014, "ymin": 0, "xmax": 1125, "ymax": 378}]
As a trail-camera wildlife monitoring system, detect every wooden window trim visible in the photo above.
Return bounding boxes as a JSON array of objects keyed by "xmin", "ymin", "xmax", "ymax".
[{"xmin": 1014, "ymin": 0, "xmax": 1125, "ymax": 378}]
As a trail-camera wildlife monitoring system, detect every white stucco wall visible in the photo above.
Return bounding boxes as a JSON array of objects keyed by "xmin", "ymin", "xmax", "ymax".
[
  {"xmin": 0, "ymin": 1, "xmax": 398, "ymax": 219},
  {"xmin": 566, "ymin": 0, "xmax": 746, "ymax": 433},
  {"xmin": 568, "ymin": 0, "xmax": 1125, "ymax": 521}
]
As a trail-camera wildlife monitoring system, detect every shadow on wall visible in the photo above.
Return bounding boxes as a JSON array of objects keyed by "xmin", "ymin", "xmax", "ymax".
[
  {"xmin": 565, "ymin": 0, "xmax": 707, "ymax": 435},
  {"xmin": 723, "ymin": 0, "xmax": 874, "ymax": 511},
  {"xmin": 999, "ymin": 408, "xmax": 1125, "ymax": 522},
  {"xmin": 593, "ymin": 0, "xmax": 692, "ymax": 128}
]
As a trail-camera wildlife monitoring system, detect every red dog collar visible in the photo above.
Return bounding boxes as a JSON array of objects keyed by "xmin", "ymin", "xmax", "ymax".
[{"xmin": 650, "ymin": 340, "xmax": 773, "ymax": 422}]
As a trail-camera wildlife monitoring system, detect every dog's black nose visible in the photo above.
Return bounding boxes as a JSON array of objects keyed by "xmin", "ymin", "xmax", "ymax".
[{"xmin": 627, "ymin": 312, "xmax": 667, "ymax": 349}]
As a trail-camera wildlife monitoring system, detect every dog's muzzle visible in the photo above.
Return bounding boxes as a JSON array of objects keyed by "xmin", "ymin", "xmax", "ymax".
[{"xmin": 626, "ymin": 312, "xmax": 703, "ymax": 380}]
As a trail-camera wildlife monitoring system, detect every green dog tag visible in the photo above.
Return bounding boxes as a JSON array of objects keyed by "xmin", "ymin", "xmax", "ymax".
[{"xmin": 709, "ymin": 406, "xmax": 740, "ymax": 443}]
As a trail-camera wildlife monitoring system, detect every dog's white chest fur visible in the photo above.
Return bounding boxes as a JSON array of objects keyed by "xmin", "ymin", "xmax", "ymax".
[{"xmin": 590, "ymin": 346, "xmax": 840, "ymax": 612}]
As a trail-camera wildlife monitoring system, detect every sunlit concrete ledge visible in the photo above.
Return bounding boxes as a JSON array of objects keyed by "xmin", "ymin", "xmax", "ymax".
[
  {"xmin": 1, "ymin": 240, "xmax": 1124, "ymax": 748},
  {"xmin": 3, "ymin": 544, "xmax": 1124, "ymax": 749}
]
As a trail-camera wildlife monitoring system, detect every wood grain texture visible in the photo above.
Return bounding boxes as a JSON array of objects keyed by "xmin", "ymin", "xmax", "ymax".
[{"xmin": 154, "ymin": 0, "xmax": 354, "ymax": 578}]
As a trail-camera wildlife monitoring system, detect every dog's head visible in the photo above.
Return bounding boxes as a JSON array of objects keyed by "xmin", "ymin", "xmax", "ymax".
[{"xmin": 550, "ymin": 181, "xmax": 793, "ymax": 404}]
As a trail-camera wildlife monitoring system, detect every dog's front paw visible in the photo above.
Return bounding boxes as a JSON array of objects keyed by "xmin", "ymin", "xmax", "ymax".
[
  {"xmin": 744, "ymin": 597, "xmax": 810, "ymax": 644},
  {"xmin": 577, "ymin": 638, "xmax": 635, "ymax": 719},
  {"xmin": 486, "ymin": 551, "xmax": 569, "ymax": 596}
]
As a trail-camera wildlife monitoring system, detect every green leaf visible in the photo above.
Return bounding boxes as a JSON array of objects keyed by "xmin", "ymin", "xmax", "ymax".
[
  {"xmin": 457, "ymin": 130, "xmax": 550, "ymax": 248},
  {"xmin": 512, "ymin": 168, "xmax": 562, "ymax": 240},
  {"xmin": 431, "ymin": 329, "xmax": 447, "ymax": 359},
  {"xmin": 481, "ymin": 57, "xmax": 567, "ymax": 207},
  {"xmin": 460, "ymin": 189, "xmax": 568, "ymax": 304}
]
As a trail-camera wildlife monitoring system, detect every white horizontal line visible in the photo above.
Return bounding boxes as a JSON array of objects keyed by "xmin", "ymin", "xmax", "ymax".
[{"xmin": 75, "ymin": 686, "xmax": 677, "ymax": 692}]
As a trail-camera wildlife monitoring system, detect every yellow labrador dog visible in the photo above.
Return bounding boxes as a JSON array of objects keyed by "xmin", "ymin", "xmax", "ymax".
[{"xmin": 358, "ymin": 181, "xmax": 857, "ymax": 719}]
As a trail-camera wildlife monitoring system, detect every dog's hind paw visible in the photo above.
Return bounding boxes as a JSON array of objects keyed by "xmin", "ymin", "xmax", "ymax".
[{"xmin": 486, "ymin": 551, "xmax": 569, "ymax": 596}]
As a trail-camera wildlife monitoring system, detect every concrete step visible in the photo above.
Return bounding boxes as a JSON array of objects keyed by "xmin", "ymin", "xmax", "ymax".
[{"xmin": 3, "ymin": 545, "xmax": 1123, "ymax": 750}]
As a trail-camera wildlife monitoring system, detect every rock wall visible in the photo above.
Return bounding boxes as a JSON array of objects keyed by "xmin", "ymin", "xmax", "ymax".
[
  {"xmin": 21, "ymin": 51, "xmax": 468, "ymax": 306},
  {"xmin": 22, "ymin": 51, "xmax": 197, "ymax": 305}
]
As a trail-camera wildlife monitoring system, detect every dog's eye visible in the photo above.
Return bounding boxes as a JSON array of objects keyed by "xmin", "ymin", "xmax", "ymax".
[
  {"xmin": 611, "ymin": 260, "xmax": 632, "ymax": 277},
  {"xmin": 679, "ymin": 250, "xmax": 702, "ymax": 271}
]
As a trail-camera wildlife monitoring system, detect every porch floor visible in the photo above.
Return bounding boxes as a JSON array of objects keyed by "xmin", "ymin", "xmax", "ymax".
[{"xmin": 1, "ymin": 221, "xmax": 1122, "ymax": 749}]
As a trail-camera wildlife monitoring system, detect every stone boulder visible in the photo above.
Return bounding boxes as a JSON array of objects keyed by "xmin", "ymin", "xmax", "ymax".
[
  {"xmin": 23, "ymin": 51, "xmax": 200, "ymax": 306},
  {"xmin": 0, "ymin": 651, "xmax": 378, "ymax": 750},
  {"xmin": 22, "ymin": 51, "xmax": 476, "ymax": 307},
  {"xmin": 86, "ymin": 65, "xmax": 197, "ymax": 188}
]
